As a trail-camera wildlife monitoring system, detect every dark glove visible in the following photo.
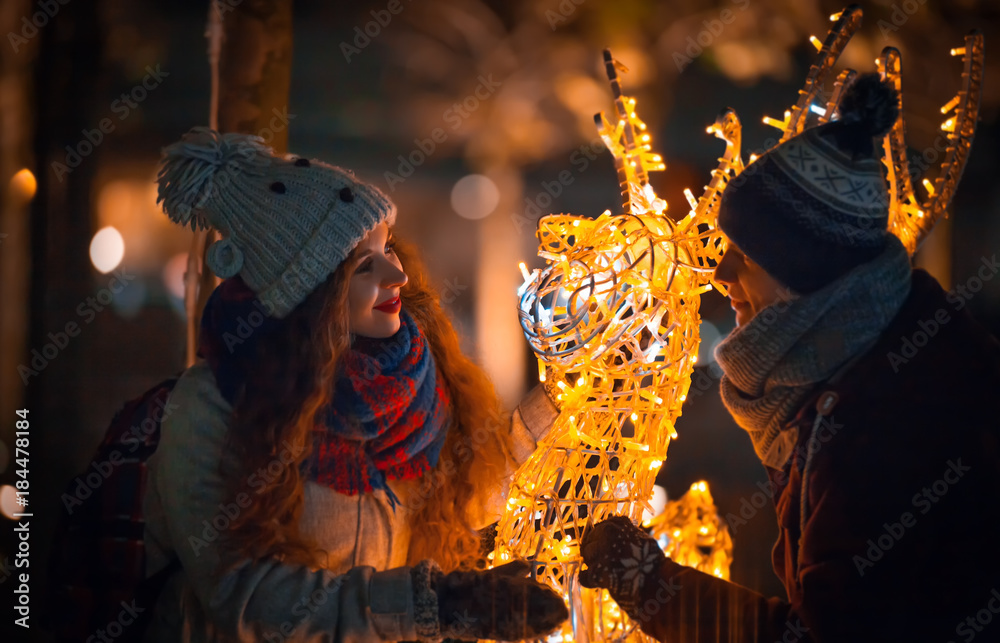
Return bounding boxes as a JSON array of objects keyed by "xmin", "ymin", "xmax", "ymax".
[
  {"xmin": 411, "ymin": 560, "xmax": 568, "ymax": 641},
  {"xmin": 579, "ymin": 515, "xmax": 668, "ymax": 622}
]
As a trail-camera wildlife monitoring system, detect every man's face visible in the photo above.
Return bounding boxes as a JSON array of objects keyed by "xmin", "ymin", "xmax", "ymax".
[{"xmin": 713, "ymin": 241, "xmax": 789, "ymax": 327}]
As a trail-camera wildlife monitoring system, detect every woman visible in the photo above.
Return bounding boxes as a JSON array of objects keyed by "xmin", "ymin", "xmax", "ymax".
[{"xmin": 143, "ymin": 127, "xmax": 567, "ymax": 642}]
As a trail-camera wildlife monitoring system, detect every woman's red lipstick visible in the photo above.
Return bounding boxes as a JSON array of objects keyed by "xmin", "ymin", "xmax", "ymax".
[{"xmin": 373, "ymin": 296, "xmax": 401, "ymax": 314}]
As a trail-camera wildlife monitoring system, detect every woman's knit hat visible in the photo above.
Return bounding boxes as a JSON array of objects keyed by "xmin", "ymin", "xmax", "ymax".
[
  {"xmin": 718, "ymin": 74, "xmax": 901, "ymax": 294},
  {"xmin": 156, "ymin": 127, "xmax": 396, "ymax": 318}
]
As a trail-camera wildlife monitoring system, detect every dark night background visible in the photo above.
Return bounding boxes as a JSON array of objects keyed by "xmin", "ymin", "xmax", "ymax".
[{"xmin": 2, "ymin": 0, "xmax": 999, "ymax": 640}]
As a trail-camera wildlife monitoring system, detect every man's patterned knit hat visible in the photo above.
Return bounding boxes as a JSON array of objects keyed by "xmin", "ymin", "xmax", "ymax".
[
  {"xmin": 718, "ymin": 73, "xmax": 900, "ymax": 294},
  {"xmin": 156, "ymin": 127, "xmax": 396, "ymax": 318}
]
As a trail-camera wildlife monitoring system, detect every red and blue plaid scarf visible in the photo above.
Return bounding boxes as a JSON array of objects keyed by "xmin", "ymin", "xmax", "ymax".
[{"xmin": 197, "ymin": 276, "xmax": 451, "ymax": 507}]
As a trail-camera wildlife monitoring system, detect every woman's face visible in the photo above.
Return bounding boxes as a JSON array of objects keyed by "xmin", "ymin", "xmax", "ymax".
[{"xmin": 348, "ymin": 223, "xmax": 408, "ymax": 338}]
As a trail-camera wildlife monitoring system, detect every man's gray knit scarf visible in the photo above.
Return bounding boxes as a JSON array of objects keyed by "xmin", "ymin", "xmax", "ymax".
[{"xmin": 713, "ymin": 235, "xmax": 912, "ymax": 470}]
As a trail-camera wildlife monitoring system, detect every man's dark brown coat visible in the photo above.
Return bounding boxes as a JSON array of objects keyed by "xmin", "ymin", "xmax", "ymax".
[{"xmin": 635, "ymin": 270, "xmax": 1000, "ymax": 643}]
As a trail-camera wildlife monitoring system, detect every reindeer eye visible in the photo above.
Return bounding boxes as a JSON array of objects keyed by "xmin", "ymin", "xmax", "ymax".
[
  {"xmin": 270, "ymin": 181, "xmax": 286, "ymax": 194},
  {"xmin": 339, "ymin": 187, "xmax": 354, "ymax": 202},
  {"xmin": 294, "ymin": 158, "xmax": 310, "ymax": 167}
]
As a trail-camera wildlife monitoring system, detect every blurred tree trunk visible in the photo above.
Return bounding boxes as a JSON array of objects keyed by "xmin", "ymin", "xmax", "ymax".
[
  {"xmin": 475, "ymin": 165, "xmax": 528, "ymax": 407},
  {"xmin": 217, "ymin": 0, "xmax": 294, "ymax": 153},
  {"xmin": 0, "ymin": 0, "xmax": 35, "ymax": 455},
  {"xmin": 0, "ymin": 2, "xmax": 38, "ymax": 634},
  {"xmin": 189, "ymin": 0, "xmax": 294, "ymax": 363},
  {"xmin": 12, "ymin": 1, "xmax": 102, "ymax": 640}
]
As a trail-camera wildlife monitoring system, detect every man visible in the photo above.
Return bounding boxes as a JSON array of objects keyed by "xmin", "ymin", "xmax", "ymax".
[{"xmin": 579, "ymin": 74, "xmax": 1000, "ymax": 642}]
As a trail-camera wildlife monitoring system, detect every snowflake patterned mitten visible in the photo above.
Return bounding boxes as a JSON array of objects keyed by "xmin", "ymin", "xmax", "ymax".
[
  {"xmin": 579, "ymin": 515, "xmax": 669, "ymax": 622},
  {"xmin": 412, "ymin": 560, "xmax": 568, "ymax": 641}
]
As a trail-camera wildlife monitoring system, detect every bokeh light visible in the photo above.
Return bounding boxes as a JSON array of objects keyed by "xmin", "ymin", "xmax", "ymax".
[
  {"xmin": 450, "ymin": 174, "xmax": 500, "ymax": 220},
  {"xmin": 697, "ymin": 319, "xmax": 722, "ymax": 364},
  {"xmin": 9, "ymin": 168, "xmax": 36, "ymax": 201},
  {"xmin": 642, "ymin": 484, "xmax": 668, "ymax": 523},
  {"xmin": 89, "ymin": 226, "xmax": 125, "ymax": 274},
  {"xmin": 162, "ymin": 252, "xmax": 189, "ymax": 300},
  {"xmin": 0, "ymin": 485, "xmax": 22, "ymax": 520}
]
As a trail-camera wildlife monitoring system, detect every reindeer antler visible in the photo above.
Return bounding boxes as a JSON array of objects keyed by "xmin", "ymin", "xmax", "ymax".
[
  {"xmin": 595, "ymin": 49, "xmax": 667, "ymax": 216},
  {"xmin": 761, "ymin": 5, "xmax": 863, "ymax": 143},
  {"xmin": 879, "ymin": 32, "xmax": 984, "ymax": 254}
]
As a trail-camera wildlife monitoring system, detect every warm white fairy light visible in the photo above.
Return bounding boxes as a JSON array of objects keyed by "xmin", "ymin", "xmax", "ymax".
[
  {"xmin": 497, "ymin": 45, "xmax": 734, "ymax": 643},
  {"xmin": 646, "ymin": 481, "xmax": 733, "ymax": 581},
  {"xmin": 876, "ymin": 34, "xmax": 983, "ymax": 255}
]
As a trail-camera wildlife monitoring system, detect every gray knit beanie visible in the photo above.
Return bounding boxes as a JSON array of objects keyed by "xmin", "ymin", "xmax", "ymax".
[
  {"xmin": 156, "ymin": 127, "xmax": 396, "ymax": 318},
  {"xmin": 718, "ymin": 74, "xmax": 900, "ymax": 294}
]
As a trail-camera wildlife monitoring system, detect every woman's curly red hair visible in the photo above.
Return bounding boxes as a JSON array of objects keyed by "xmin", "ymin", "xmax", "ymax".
[{"xmin": 217, "ymin": 235, "xmax": 516, "ymax": 572}]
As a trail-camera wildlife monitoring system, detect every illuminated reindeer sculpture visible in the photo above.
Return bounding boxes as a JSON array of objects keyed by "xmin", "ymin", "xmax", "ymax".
[
  {"xmin": 494, "ymin": 6, "xmax": 982, "ymax": 642},
  {"xmin": 492, "ymin": 49, "xmax": 732, "ymax": 642}
]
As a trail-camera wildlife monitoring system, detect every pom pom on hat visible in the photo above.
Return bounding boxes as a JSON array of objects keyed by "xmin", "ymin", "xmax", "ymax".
[
  {"xmin": 156, "ymin": 127, "xmax": 273, "ymax": 231},
  {"xmin": 838, "ymin": 73, "xmax": 900, "ymax": 136},
  {"xmin": 823, "ymin": 73, "xmax": 901, "ymax": 158}
]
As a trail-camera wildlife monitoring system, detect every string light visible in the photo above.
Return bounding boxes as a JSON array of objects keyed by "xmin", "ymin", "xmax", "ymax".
[
  {"xmin": 498, "ymin": 44, "xmax": 732, "ymax": 642},
  {"xmin": 877, "ymin": 34, "xmax": 983, "ymax": 254},
  {"xmin": 647, "ymin": 481, "xmax": 733, "ymax": 580}
]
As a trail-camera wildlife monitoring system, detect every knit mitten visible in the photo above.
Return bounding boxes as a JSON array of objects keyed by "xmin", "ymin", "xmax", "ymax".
[
  {"xmin": 579, "ymin": 516, "xmax": 668, "ymax": 623},
  {"xmin": 411, "ymin": 560, "xmax": 567, "ymax": 641}
]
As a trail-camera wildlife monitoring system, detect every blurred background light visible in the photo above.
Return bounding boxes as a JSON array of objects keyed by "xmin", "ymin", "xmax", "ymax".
[
  {"xmin": 162, "ymin": 252, "xmax": 189, "ymax": 301},
  {"xmin": 111, "ymin": 277, "xmax": 147, "ymax": 318},
  {"xmin": 89, "ymin": 226, "xmax": 125, "ymax": 274},
  {"xmin": 451, "ymin": 174, "xmax": 500, "ymax": 220},
  {"xmin": 697, "ymin": 319, "xmax": 722, "ymax": 364},
  {"xmin": 642, "ymin": 484, "xmax": 669, "ymax": 523},
  {"xmin": 0, "ymin": 485, "xmax": 21, "ymax": 520},
  {"xmin": 8, "ymin": 168, "xmax": 36, "ymax": 202}
]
